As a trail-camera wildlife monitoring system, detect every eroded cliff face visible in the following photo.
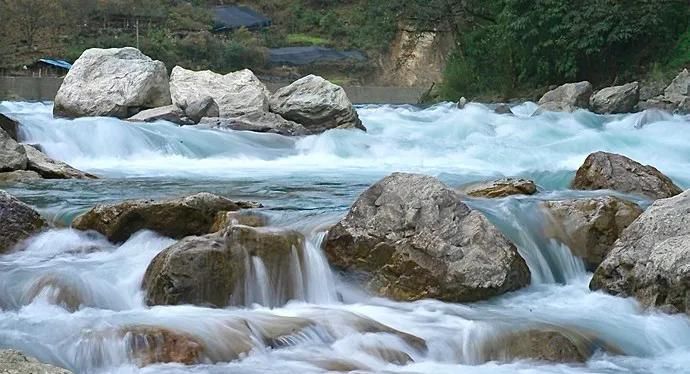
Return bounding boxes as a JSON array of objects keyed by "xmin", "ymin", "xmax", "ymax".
[{"xmin": 377, "ymin": 26, "xmax": 455, "ymax": 87}]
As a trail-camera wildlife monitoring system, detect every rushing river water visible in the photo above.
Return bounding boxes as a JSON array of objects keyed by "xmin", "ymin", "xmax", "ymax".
[{"xmin": 1, "ymin": 101, "xmax": 690, "ymax": 374}]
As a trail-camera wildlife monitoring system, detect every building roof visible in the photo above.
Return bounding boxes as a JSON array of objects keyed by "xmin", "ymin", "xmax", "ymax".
[
  {"xmin": 268, "ymin": 47, "xmax": 366, "ymax": 66},
  {"xmin": 38, "ymin": 59, "xmax": 72, "ymax": 70},
  {"xmin": 212, "ymin": 5, "xmax": 272, "ymax": 32}
]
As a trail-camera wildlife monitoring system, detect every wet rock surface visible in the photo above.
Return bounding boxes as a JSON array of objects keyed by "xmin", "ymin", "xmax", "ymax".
[
  {"xmin": 0, "ymin": 190, "xmax": 46, "ymax": 253},
  {"xmin": 0, "ymin": 349, "xmax": 73, "ymax": 374},
  {"xmin": 461, "ymin": 178, "xmax": 537, "ymax": 198}
]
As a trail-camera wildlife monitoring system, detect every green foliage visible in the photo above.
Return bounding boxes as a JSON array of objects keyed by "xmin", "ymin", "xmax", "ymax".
[{"xmin": 286, "ymin": 34, "xmax": 333, "ymax": 46}]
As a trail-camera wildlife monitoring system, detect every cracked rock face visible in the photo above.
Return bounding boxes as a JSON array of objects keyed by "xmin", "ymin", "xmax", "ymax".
[
  {"xmin": 324, "ymin": 172, "xmax": 530, "ymax": 302},
  {"xmin": 571, "ymin": 151, "xmax": 682, "ymax": 200}
]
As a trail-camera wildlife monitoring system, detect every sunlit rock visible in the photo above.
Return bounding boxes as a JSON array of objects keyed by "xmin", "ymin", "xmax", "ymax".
[
  {"xmin": 460, "ymin": 178, "xmax": 537, "ymax": 198},
  {"xmin": 572, "ymin": 151, "xmax": 681, "ymax": 200},
  {"xmin": 72, "ymin": 192, "xmax": 261, "ymax": 243},
  {"xmin": 170, "ymin": 66, "xmax": 270, "ymax": 117},
  {"xmin": 324, "ymin": 172, "xmax": 530, "ymax": 303},
  {"xmin": 542, "ymin": 196, "xmax": 642, "ymax": 271},
  {"xmin": 0, "ymin": 349, "xmax": 72, "ymax": 374},
  {"xmin": 23, "ymin": 145, "xmax": 96, "ymax": 180},
  {"xmin": 537, "ymin": 81, "xmax": 592, "ymax": 112},
  {"xmin": 590, "ymin": 82, "xmax": 640, "ymax": 114},
  {"xmin": 269, "ymin": 75, "xmax": 365, "ymax": 133},
  {"xmin": 54, "ymin": 47, "xmax": 171, "ymax": 118},
  {"xmin": 591, "ymin": 190, "xmax": 690, "ymax": 315},
  {"xmin": 0, "ymin": 190, "xmax": 46, "ymax": 253}
]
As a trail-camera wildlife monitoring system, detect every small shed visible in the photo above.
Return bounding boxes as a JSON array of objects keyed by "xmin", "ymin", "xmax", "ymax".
[{"xmin": 212, "ymin": 5, "xmax": 272, "ymax": 32}]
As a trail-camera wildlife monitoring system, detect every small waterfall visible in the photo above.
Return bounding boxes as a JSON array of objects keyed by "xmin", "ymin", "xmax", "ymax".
[
  {"xmin": 250, "ymin": 256, "xmax": 273, "ymax": 307},
  {"xmin": 302, "ymin": 231, "xmax": 338, "ymax": 304}
]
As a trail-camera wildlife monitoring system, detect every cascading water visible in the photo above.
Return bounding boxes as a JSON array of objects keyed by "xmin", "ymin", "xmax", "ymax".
[{"xmin": 1, "ymin": 101, "xmax": 690, "ymax": 373}]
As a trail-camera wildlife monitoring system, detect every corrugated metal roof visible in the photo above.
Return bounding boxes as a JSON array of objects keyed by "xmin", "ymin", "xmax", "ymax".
[{"xmin": 38, "ymin": 59, "xmax": 72, "ymax": 70}]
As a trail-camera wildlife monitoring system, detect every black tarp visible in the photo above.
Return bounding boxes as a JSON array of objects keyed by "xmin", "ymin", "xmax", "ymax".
[
  {"xmin": 213, "ymin": 5, "xmax": 272, "ymax": 32},
  {"xmin": 268, "ymin": 47, "xmax": 366, "ymax": 66}
]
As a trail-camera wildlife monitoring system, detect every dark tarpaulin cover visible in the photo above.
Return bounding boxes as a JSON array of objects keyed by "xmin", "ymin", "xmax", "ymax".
[
  {"xmin": 213, "ymin": 5, "xmax": 272, "ymax": 31},
  {"xmin": 268, "ymin": 47, "xmax": 366, "ymax": 66}
]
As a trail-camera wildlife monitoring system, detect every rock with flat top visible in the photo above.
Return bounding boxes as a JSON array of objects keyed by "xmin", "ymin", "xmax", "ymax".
[
  {"xmin": 127, "ymin": 105, "xmax": 193, "ymax": 126},
  {"xmin": 572, "ymin": 151, "xmax": 681, "ymax": 200},
  {"xmin": 538, "ymin": 82, "xmax": 593, "ymax": 112},
  {"xmin": 54, "ymin": 47, "xmax": 171, "ymax": 118},
  {"xmin": 590, "ymin": 82, "xmax": 639, "ymax": 114},
  {"xmin": 461, "ymin": 178, "xmax": 537, "ymax": 198},
  {"xmin": 270, "ymin": 75, "xmax": 365, "ymax": 133},
  {"xmin": 200, "ymin": 111, "xmax": 310, "ymax": 136}
]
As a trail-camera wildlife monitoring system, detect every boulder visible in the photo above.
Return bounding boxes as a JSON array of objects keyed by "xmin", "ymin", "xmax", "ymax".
[
  {"xmin": 0, "ymin": 170, "xmax": 42, "ymax": 183},
  {"xmin": 180, "ymin": 95, "xmax": 219, "ymax": 123},
  {"xmin": 537, "ymin": 81, "xmax": 593, "ymax": 112},
  {"xmin": 572, "ymin": 151, "xmax": 682, "ymax": 200},
  {"xmin": 199, "ymin": 111, "xmax": 310, "ymax": 136},
  {"xmin": 481, "ymin": 329, "xmax": 594, "ymax": 363},
  {"xmin": 127, "ymin": 105, "xmax": 194, "ymax": 126},
  {"xmin": 72, "ymin": 192, "xmax": 261, "ymax": 243},
  {"xmin": 0, "ymin": 190, "xmax": 46, "ymax": 253},
  {"xmin": 170, "ymin": 66, "xmax": 269, "ymax": 118},
  {"xmin": 494, "ymin": 104, "xmax": 514, "ymax": 115},
  {"xmin": 122, "ymin": 326, "xmax": 203, "ymax": 366},
  {"xmin": 0, "ymin": 128, "xmax": 27, "ymax": 171},
  {"xmin": 457, "ymin": 97, "xmax": 468, "ymax": 109},
  {"xmin": 54, "ymin": 47, "xmax": 171, "ymax": 118},
  {"xmin": 0, "ymin": 349, "xmax": 72, "ymax": 374},
  {"xmin": 0, "ymin": 113, "xmax": 19, "ymax": 140},
  {"xmin": 542, "ymin": 196, "xmax": 642, "ymax": 271},
  {"xmin": 460, "ymin": 178, "xmax": 537, "ymax": 198},
  {"xmin": 269, "ymin": 75, "xmax": 365, "ymax": 133},
  {"xmin": 590, "ymin": 82, "xmax": 640, "ymax": 114},
  {"xmin": 23, "ymin": 145, "xmax": 96, "ymax": 179},
  {"xmin": 637, "ymin": 69, "xmax": 690, "ymax": 114},
  {"xmin": 664, "ymin": 68, "xmax": 690, "ymax": 100},
  {"xmin": 210, "ymin": 211, "xmax": 267, "ymax": 233},
  {"xmin": 590, "ymin": 190, "xmax": 690, "ymax": 314},
  {"xmin": 324, "ymin": 173, "xmax": 530, "ymax": 302},
  {"xmin": 143, "ymin": 225, "xmax": 304, "ymax": 307}
]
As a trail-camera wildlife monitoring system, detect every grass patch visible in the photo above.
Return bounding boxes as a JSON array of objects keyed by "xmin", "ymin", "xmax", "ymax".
[{"xmin": 286, "ymin": 33, "xmax": 332, "ymax": 46}]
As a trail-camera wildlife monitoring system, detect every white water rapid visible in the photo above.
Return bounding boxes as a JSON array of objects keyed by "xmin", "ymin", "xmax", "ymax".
[{"xmin": 1, "ymin": 101, "xmax": 689, "ymax": 374}]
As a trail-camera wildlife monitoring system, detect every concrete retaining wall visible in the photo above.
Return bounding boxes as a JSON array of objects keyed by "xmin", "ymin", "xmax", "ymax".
[{"xmin": 0, "ymin": 77, "xmax": 425, "ymax": 104}]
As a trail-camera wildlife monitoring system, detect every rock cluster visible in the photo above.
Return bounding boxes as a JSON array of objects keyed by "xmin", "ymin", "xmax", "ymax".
[
  {"xmin": 52, "ymin": 47, "xmax": 365, "ymax": 135},
  {"xmin": 324, "ymin": 173, "xmax": 531, "ymax": 302},
  {"xmin": 72, "ymin": 192, "xmax": 261, "ymax": 243},
  {"xmin": 638, "ymin": 69, "xmax": 690, "ymax": 113}
]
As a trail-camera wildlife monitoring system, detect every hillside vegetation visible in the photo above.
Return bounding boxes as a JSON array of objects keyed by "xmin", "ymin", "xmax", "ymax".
[{"xmin": 0, "ymin": 0, "xmax": 688, "ymax": 100}]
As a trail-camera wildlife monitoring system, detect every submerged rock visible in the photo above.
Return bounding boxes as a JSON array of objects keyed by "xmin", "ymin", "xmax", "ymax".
[
  {"xmin": 542, "ymin": 196, "xmax": 642, "ymax": 271},
  {"xmin": 590, "ymin": 190, "xmax": 690, "ymax": 315},
  {"xmin": 0, "ymin": 349, "xmax": 72, "ymax": 374},
  {"xmin": 122, "ymin": 326, "xmax": 204, "ymax": 366},
  {"xmin": 269, "ymin": 75, "xmax": 365, "ymax": 133},
  {"xmin": 572, "ymin": 151, "xmax": 681, "ymax": 200},
  {"xmin": 494, "ymin": 104, "xmax": 514, "ymax": 115},
  {"xmin": 0, "ymin": 113, "xmax": 19, "ymax": 141},
  {"xmin": 0, "ymin": 170, "xmax": 42, "ymax": 183},
  {"xmin": 0, "ymin": 190, "xmax": 46, "ymax": 253},
  {"xmin": 143, "ymin": 225, "xmax": 304, "ymax": 307},
  {"xmin": 538, "ymin": 81, "xmax": 593, "ymax": 112},
  {"xmin": 460, "ymin": 178, "xmax": 537, "ymax": 198},
  {"xmin": 170, "ymin": 66, "xmax": 270, "ymax": 118},
  {"xmin": 73, "ymin": 192, "xmax": 261, "ymax": 243},
  {"xmin": 590, "ymin": 82, "xmax": 640, "ymax": 114},
  {"xmin": 324, "ymin": 172, "xmax": 530, "ymax": 302},
  {"xmin": 54, "ymin": 47, "xmax": 171, "ymax": 118},
  {"xmin": 127, "ymin": 105, "xmax": 194, "ymax": 126},
  {"xmin": 482, "ymin": 328, "xmax": 595, "ymax": 363},
  {"xmin": 200, "ymin": 111, "xmax": 310, "ymax": 136},
  {"xmin": 0, "ymin": 127, "xmax": 27, "ymax": 172},
  {"xmin": 23, "ymin": 145, "xmax": 96, "ymax": 179}
]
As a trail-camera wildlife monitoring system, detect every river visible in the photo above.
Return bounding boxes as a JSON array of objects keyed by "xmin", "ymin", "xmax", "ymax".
[{"xmin": 1, "ymin": 101, "xmax": 689, "ymax": 373}]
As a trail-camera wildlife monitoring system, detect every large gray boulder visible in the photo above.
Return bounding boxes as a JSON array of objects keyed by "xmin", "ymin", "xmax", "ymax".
[
  {"xmin": 324, "ymin": 173, "xmax": 530, "ymax": 302},
  {"xmin": 269, "ymin": 75, "xmax": 365, "ymax": 133},
  {"xmin": 23, "ymin": 145, "xmax": 96, "ymax": 179},
  {"xmin": 542, "ymin": 196, "xmax": 642, "ymax": 271},
  {"xmin": 143, "ymin": 225, "xmax": 304, "ymax": 307},
  {"xmin": 0, "ymin": 128, "xmax": 27, "ymax": 171},
  {"xmin": 0, "ymin": 190, "xmax": 46, "ymax": 253},
  {"xmin": 54, "ymin": 47, "xmax": 171, "ymax": 118},
  {"xmin": 0, "ymin": 349, "xmax": 72, "ymax": 374},
  {"xmin": 590, "ymin": 82, "xmax": 640, "ymax": 114},
  {"xmin": 199, "ymin": 111, "xmax": 310, "ymax": 136},
  {"xmin": 170, "ymin": 66, "xmax": 269, "ymax": 118},
  {"xmin": 637, "ymin": 69, "xmax": 690, "ymax": 113},
  {"xmin": 572, "ymin": 151, "xmax": 682, "ymax": 200},
  {"xmin": 538, "ymin": 81, "xmax": 593, "ymax": 112},
  {"xmin": 72, "ymin": 193, "xmax": 261, "ymax": 243},
  {"xmin": 590, "ymin": 190, "xmax": 690, "ymax": 315}
]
